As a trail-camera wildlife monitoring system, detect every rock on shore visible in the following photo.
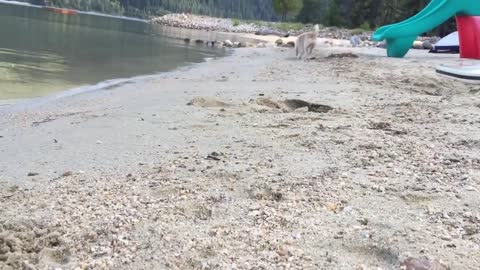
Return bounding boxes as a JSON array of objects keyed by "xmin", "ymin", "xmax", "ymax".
[{"xmin": 151, "ymin": 13, "xmax": 440, "ymax": 50}]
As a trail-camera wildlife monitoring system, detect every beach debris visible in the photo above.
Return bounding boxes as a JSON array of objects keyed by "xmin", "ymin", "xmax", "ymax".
[
  {"xmin": 27, "ymin": 172, "xmax": 39, "ymax": 177},
  {"xmin": 401, "ymin": 257, "xmax": 449, "ymax": 270},
  {"xmin": 53, "ymin": 139, "xmax": 58, "ymax": 143}
]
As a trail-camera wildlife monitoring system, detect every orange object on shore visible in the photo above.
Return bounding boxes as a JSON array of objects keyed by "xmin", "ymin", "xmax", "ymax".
[{"xmin": 44, "ymin": 7, "xmax": 78, "ymax": 15}]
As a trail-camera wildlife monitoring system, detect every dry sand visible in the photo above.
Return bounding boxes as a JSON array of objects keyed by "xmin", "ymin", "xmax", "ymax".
[{"xmin": 1, "ymin": 44, "xmax": 480, "ymax": 270}]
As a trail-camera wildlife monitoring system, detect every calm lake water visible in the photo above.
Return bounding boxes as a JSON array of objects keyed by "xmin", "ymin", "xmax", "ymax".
[{"xmin": 0, "ymin": 1, "xmax": 229, "ymax": 100}]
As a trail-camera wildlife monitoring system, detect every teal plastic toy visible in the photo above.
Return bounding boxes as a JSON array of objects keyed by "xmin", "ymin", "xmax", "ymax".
[{"xmin": 372, "ymin": 0, "xmax": 480, "ymax": 58}]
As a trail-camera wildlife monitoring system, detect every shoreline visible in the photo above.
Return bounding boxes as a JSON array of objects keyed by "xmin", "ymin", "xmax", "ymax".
[
  {"xmin": 1, "ymin": 45, "xmax": 480, "ymax": 269},
  {"xmin": 0, "ymin": 54, "xmax": 229, "ymax": 111}
]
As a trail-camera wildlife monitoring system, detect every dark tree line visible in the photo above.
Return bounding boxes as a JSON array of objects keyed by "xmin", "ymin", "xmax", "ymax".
[
  {"xmin": 12, "ymin": 0, "xmax": 456, "ymax": 36},
  {"xmin": 296, "ymin": 0, "xmax": 456, "ymax": 36},
  {"xmin": 14, "ymin": 0, "xmax": 279, "ymax": 20}
]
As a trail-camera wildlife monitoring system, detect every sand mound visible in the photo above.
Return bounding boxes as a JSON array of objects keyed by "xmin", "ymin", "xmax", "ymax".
[
  {"xmin": 256, "ymin": 98, "xmax": 334, "ymax": 113},
  {"xmin": 187, "ymin": 97, "xmax": 231, "ymax": 108}
]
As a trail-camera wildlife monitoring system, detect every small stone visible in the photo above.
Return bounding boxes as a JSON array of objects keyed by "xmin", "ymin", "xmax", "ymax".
[
  {"xmin": 62, "ymin": 171, "xmax": 73, "ymax": 177},
  {"xmin": 350, "ymin": 35, "xmax": 361, "ymax": 47},
  {"xmin": 412, "ymin": 41, "xmax": 424, "ymax": 49},
  {"xmin": 224, "ymin": 40, "xmax": 233, "ymax": 47},
  {"xmin": 422, "ymin": 40, "xmax": 433, "ymax": 50},
  {"xmin": 359, "ymin": 218, "xmax": 369, "ymax": 226},
  {"xmin": 285, "ymin": 41, "xmax": 295, "ymax": 47},
  {"xmin": 96, "ymin": 140, "xmax": 103, "ymax": 144},
  {"xmin": 27, "ymin": 172, "xmax": 39, "ymax": 177},
  {"xmin": 276, "ymin": 247, "xmax": 289, "ymax": 257}
]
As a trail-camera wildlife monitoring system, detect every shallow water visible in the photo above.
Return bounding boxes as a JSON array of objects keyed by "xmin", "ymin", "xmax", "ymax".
[{"xmin": 0, "ymin": 1, "xmax": 228, "ymax": 100}]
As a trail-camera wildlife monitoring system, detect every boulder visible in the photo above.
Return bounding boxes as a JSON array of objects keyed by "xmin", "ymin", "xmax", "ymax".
[
  {"xmin": 422, "ymin": 40, "xmax": 433, "ymax": 50},
  {"xmin": 350, "ymin": 35, "xmax": 362, "ymax": 47},
  {"xmin": 412, "ymin": 40, "xmax": 424, "ymax": 49},
  {"xmin": 224, "ymin": 40, "xmax": 233, "ymax": 47}
]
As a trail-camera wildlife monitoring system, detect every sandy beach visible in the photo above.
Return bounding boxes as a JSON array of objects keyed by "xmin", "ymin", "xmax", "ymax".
[{"xmin": 1, "ymin": 44, "xmax": 480, "ymax": 269}]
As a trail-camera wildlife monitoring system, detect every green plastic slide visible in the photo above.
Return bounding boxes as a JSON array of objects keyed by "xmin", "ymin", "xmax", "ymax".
[{"xmin": 372, "ymin": 0, "xmax": 480, "ymax": 57}]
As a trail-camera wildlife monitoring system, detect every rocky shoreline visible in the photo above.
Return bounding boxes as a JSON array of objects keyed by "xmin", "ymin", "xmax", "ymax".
[{"xmin": 152, "ymin": 13, "xmax": 441, "ymax": 50}]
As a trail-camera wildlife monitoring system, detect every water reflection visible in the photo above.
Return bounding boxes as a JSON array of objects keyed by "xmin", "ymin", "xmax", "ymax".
[{"xmin": 0, "ymin": 2, "xmax": 227, "ymax": 99}]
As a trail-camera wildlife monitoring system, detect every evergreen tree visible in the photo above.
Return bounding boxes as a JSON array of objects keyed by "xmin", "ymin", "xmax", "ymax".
[
  {"xmin": 296, "ymin": 0, "xmax": 325, "ymax": 24},
  {"xmin": 272, "ymin": 0, "xmax": 303, "ymax": 21},
  {"xmin": 325, "ymin": 0, "xmax": 343, "ymax": 26}
]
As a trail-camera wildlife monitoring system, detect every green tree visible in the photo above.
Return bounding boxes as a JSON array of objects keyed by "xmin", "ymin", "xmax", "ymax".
[
  {"xmin": 296, "ymin": 0, "xmax": 325, "ymax": 24},
  {"xmin": 272, "ymin": 0, "xmax": 303, "ymax": 21},
  {"xmin": 325, "ymin": 0, "xmax": 343, "ymax": 26}
]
